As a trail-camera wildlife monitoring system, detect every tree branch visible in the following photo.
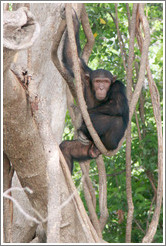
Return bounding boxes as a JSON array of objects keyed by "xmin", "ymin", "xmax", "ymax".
[
  {"xmin": 51, "ymin": 17, "xmax": 77, "ymax": 100},
  {"xmin": 142, "ymin": 57, "xmax": 163, "ymax": 244},
  {"xmin": 96, "ymin": 156, "xmax": 109, "ymax": 231},
  {"xmin": 81, "ymin": 5, "xmax": 95, "ymax": 63},
  {"xmin": 80, "ymin": 162, "xmax": 96, "ymax": 209},
  {"xmin": 129, "ymin": 3, "xmax": 150, "ymax": 121},
  {"xmin": 115, "ymin": 4, "xmax": 127, "ymax": 72},
  {"xmin": 125, "ymin": 3, "xmax": 138, "ymax": 243},
  {"xmin": 59, "ymin": 147, "xmax": 102, "ymax": 242},
  {"xmin": 131, "ymin": 3, "xmax": 162, "ymax": 242}
]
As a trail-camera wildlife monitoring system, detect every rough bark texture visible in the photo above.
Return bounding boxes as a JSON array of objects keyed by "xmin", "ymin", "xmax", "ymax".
[
  {"xmin": 3, "ymin": 6, "xmax": 49, "ymax": 241},
  {"xmin": 3, "ymin": 153, "xmax": 14, "ymax": 243},
  {"xmin": 11, "ymin": 174, "xmax": 37, "ymax": 243},
  {"xmin": 3, "ymin": 3, "xmax": 68, "ymax": 243}
]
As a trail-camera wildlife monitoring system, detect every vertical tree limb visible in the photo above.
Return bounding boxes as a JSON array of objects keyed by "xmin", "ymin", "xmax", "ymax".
[
  {"xmin": 111, "ymin": 6, "xmax": 128, "ymax": 64},
  {"xmin": 96, "ymin": 156, "xmax": 109, "ymax": 231},
  {"xmin": 125, "ymin": 3, "xmax": 137, "ymax": 243},
  {"xmin": 142, "ymin": 63, "xmax": 163, "ymax": 243},
  {"xmin": 3, "ymin": 153, "xmax": 14, "ymax": 243},
  {"xmin": 115, "ymin": 4, "xmax": 127, "ymax": 72},
  {"xmin": 126, "ymin": 3, "xmax": 131, "ymax": 34},
  {"xmin": 133, "ymin": 3, "xmax": 162, "ymax": 242},
  {"xmin": 59, "ymin": 149, "xmax": 102, "ymax": 242},
  {"xmin": 65, "ymin": 4, "xmax": 103, "ymax": 237},
  {"xmin": 81, "ymin": 5, "xmax": 95, "ymax": 63},
  {"xmin": 82, "ymin": 175, "xmax": 102, "ymax": 237},
  {"xmin": 129, "ymin": 4, "xmax": 150, "ymax": 120},
  {"xmin": 80, "ymin": 6, "xmax": 108, "ymax": 231},
  {"xmin": 51, "ymin": 18, "xmax": 77, "ymax": 100},
  {"xmin": 65, "ymin": 4, "xmax": 109, "ymax": 234},
  {"xmin": 47, "ymin": 147, "xmax": 61, "ymax": 243},
  {"xmin": 80, "ymin": 163, "xmax": 96, "ymax": 209}
]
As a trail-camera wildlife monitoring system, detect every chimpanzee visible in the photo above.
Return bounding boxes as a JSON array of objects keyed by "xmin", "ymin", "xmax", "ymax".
[{"xmin": 60, "ymin": 11, "xmax": 129, "ymax": 173}]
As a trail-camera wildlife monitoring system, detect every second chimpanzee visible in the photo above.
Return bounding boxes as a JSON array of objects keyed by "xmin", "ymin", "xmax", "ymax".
[{"xmin": 60, "ymin": 11, "xmax": 129, "ymax": 173}]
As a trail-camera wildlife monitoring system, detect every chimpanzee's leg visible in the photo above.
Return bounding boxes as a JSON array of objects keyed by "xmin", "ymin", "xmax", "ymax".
[
  {"xmin": 60, "ymin": 140, "xmax": 100, "ymax": 173},
  {"xmin": 78, "ymin": 114, "xmax": 125, "ymax": 151},
  {"xmin": 78, "ymin": 113, "xmax": 116, "ymax": 141},
  {"xmin": 100, "ymin": 117, "xmax": 125, "ymax": 150}
]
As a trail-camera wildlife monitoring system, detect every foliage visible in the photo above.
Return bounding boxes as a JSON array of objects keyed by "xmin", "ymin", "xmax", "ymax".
[{"xmin": 63, "ymin": 3, "xmax": 163, "ymax": 243}]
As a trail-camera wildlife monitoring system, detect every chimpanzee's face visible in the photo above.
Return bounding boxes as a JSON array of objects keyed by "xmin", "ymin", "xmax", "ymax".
[{"xmin": 92, "ymin": 77, "xmax": 111, "ymax": 101}]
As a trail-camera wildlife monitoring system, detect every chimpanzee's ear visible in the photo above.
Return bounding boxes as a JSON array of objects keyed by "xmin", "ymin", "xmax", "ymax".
[
  {"xmin": 85, "ymin": 73, "xmax": 90, "ymax": 83},
  {"xmin": 112, "ymin": 75, "xmax": 117, "ymax": 83}
]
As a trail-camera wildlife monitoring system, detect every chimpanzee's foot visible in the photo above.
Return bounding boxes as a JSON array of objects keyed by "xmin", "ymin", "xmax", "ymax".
[{"xmin": 88, "ymin": 143, "xmax": 101, "ymax": 158}]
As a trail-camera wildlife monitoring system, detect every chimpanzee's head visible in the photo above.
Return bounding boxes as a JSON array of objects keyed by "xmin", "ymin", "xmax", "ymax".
[{"xmin": 90, "ymin": 69, "xmax": 116, "ymax": 101}]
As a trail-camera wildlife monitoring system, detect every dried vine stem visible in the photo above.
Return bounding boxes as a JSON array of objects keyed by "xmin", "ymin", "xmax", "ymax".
[
  {"xmin": 59, "ymin": 148, "xmax": 101, "ymax": 243},
  {"xmin": 80, "ymin": 163, "xmax": 96, "ymax": 209},
  {"xmin": 81, "ymin": 5, "xmax": 95, "ymax": 63},
  {"xmin": 125, "ymin": 3, "xmax": 138, "ymax": 243},
  {"xmin": 130, "ymin": 3, "xmax": 162, "ymax": 243},
  {"xmin": 51, "ymin": 4, "xmax": 105, "ymax": 234},
  {"xmin": 65, "ymin": 4, "xmax": 103, "ymax": 237},
  {"xmin": 126, "ymin": 3, "xmax": 131, "ymax": 34},
  {"xmin": 104, "ymin": 2, "xmax": 149, "ymax": 157},
  {"xmin": 132, "ymin": 5, "xmax": 162, "ymax": 241},
  {"xmin": 77, "ymin": 5, "xmax": 98, "ymax": 215},
  {"xmin": 129, "ymin": 5, "xmax": 150, "ymax": 119},
  {"xmin": 81, "ymin": 169, "xmax": 102, "ymax": 237},
  {"xmin": 142, "ymin": 41, "xmax": 163, "ymax": 244},
  {"xmin": 80, "ymin": 162, "xmax": 97, "ymax": 228},
  {"xmin": 96, "ymin": 156, "xmax": 109, "ymax": 231},
  {"xmin": 115, "ymin": 4, "xmax": 127, "ymax": 72},
  {"xmin": 51, "ymin": 18, "xmax": 77, "ymax": 100},
  {"xmin": 80, "ymin": 5, "xmax": 108, "ymax": 232},
  {"xmin": 81, "ymin": 6, "xmax": 108, "ymax": 230}
]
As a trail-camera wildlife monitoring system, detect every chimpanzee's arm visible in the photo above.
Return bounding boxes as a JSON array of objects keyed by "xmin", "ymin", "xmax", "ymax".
[
  {"xmin": 62, "ymin": 10, "xmax": 91, "ymax": 78},
  {"xmin": 88, "ymin": 93, "xmax": 128, "ymax": 116}
]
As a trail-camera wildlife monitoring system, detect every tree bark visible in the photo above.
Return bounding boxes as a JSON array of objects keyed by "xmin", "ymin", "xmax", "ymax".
[
  {"xmin": 3, "ymin": 6, "xmax": 48, "ymax": 236},
  {"xmin": 3, "ymin": 3, "xmax": 106, "ymax": 243}
]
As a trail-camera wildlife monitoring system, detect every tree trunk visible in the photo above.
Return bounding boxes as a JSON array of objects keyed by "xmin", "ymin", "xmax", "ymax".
[{"xmin": 3, "ymin": 3, "xmax": 102, "ymax": 243}]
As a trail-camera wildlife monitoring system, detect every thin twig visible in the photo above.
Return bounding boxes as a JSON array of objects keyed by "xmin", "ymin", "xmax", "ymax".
[{"xmin": 4, "ymin": 187, "xmax": 47, "ymax": 224}]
